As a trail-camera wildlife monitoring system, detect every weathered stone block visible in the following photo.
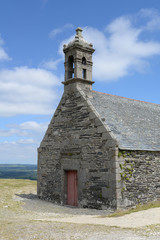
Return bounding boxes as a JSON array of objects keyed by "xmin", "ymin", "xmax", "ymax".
[
  {"xmin": 97, "ymin": 125, "xmax": 106, "ymax": 133},
  {"xmin": 102, "ymin": 187, "xmax": 113, "ymax": 199}
]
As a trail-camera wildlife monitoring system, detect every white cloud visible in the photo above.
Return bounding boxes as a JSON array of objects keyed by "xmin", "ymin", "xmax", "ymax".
[
  {"xmin": 17, "ymin": 138, "xmax": 36, "ymax": 144},
  {"xmin": 0, "ymin": 128, "xmax": 17, "ymax": 137},
  {"xmin": 2, "ymin": 9, "xmax": 160, "ymax": 164},
  {"xmin": 0, "ymin": 121, "xmax": 48, "ymax": 139},
  {"xmin": 41, "ymin": 58, "xmax": 63, "ymax": 70},
  {"xmin": 139, "ymin": 8, "xmax": 160, "ymax": 31},
  {"xmin": 81, "ymin": 15, "xmax": 160, "ymax": 81},
  {"xmin": 19, "ymin": 121, "xmax": 48, "ymax": 133},
  {"xmin": 0, "ymin": 35, "xmax": 11, "ymax": 61},
  {"xmin": 0, "ymin": 142, "xmax": 36, "ymax": 164},
  {"xmin": 0, "ymin": 120, "xmax": 49, "ymax": 163},
  {"xmin": 0, "ymin": 67, "xmax": 61, "ymax": 116},
  {"xmin": 58, "ymin": 34, "xmax": 74, "ymax": 57},
  {"xmin": 49, "ymin": 23, "xmax": 74, "ymax": 39},
  {"xmin": 56, "ymin": 9, "xmax": 160, "ymax": 82}
]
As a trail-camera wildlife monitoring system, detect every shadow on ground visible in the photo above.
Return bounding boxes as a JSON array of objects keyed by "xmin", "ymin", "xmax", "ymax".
[
  {"xmin": 15, "ymin": 193, "xmax": 113, "ymax": 216},
  {"xmin": 16, "ymin": 193, "xmax": 38, "ymax": 200}
]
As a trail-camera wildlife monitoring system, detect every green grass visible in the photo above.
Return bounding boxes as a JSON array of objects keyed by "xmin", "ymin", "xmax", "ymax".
[
  {"xmin": 107, "ymin": 201, "xmax": 160, "ymax": 217},
  {"xmin": 0, "ymin": 179, "xmax": 37, "ymax": 211}
]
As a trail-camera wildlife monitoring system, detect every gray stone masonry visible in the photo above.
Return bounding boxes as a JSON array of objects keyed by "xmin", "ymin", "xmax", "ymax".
[
  {"xmin": 37, "ymin": 83, "xmax": 119, "ymax": 210},
  {"xmin": 117, "ymin": 150, "xmax": 160, "ymax": 208},
  {"xmin": 37, "ymin": 27, "xmax": 160, "ymax": 210},
  {"xmin": 63, "ymin": 27, "xmax": 95, "ymax": 83}
]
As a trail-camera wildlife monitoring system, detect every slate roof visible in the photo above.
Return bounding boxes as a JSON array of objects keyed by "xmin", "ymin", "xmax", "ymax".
[{"xmin": 90, "ymin": 91, "xmax": 160, "ymax": 151}]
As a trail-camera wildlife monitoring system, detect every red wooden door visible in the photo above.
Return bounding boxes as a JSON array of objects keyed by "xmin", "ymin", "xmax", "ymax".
[{"xmin": 67, "ymin": 170, "xmax": 78, "ymax": 206}]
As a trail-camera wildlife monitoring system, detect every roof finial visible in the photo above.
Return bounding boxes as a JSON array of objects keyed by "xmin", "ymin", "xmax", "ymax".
[{"xmin": 76, "ymin": 27, "xmax": 83, "ymax": 37}]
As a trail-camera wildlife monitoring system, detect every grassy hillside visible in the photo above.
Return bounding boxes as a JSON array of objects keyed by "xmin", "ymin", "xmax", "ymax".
[
  {"xmin": 0, "ymin": 178, "xmax": 36, "ymax": 211},
  {"xmin": 0, "ymin": 164, "xmax": 37, "ymax": 180}
]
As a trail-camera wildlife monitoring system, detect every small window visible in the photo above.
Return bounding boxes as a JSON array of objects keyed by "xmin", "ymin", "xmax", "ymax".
[
  {"xmin": 68, "ymin": 56, "xmax": 74, "ymax": 79},
  {"xmin": 82, "ymin": 57, "xmax": 86, "ymax": 65},
  {"xmin": 82, "ymin": 69, "xmax": 86, "ymax": 79}
]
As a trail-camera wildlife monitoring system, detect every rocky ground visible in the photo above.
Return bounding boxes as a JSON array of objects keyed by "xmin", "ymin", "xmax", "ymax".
[{"xmin": 0, "ymin": 179, "xmax": 160, "ymax": 240}]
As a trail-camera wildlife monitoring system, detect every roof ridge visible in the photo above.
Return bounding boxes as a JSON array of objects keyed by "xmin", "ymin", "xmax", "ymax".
[{"xmin": 92, "ymin": 90, "xmax": 160, "ymax": 107}]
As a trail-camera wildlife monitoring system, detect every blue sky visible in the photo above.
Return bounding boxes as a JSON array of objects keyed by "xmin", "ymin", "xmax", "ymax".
[{"xmin": 0, "ymin": 0, "xmax": 160, "ymax": 164}]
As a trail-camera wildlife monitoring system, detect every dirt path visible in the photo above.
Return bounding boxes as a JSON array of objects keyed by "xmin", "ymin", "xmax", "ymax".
[
  {"xmin": 35, "ymin": 207, "xmax": 160, "ymax": 228},
  {"xmin": 1, "ymin": 179, "xmax": 160, "ymax": 240},
  {"xmin": 18, "ymin": 196, "xmax": 160, "ymax": 239},
  {"xmin": 22, "ymin": 196, "xmax": 160, "ymax": 228}
]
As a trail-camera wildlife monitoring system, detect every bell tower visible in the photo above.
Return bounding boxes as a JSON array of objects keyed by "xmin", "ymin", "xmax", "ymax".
[{"xmin": 63, "ymin": 27, "xmax": 95, "ymax": 90}]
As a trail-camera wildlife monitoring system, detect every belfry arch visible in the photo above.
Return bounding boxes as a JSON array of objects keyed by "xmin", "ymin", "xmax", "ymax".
[
  {"xmin": 68, "ymin": 55, "xmax": 74, "ymax": 79},
  {"xmin": 63, "ymin": 27, "xmax": 95, "ymax": 84},
  {"xmin": 82, "ymin": 57, "xmax": 87, "ymax": 79}
]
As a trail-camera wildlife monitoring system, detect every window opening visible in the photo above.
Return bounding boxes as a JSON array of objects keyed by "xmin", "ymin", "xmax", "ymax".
[
  {"xmin": 68, "ymin": 56, "xmax": 74, "ymax": 79},
  {"xmin": 82, "ymin": 57, "xmax": 86, "ymax": 65},
  {"xmin": 82, "ymin": 69, "xmax": 86, "ymax": 79}
]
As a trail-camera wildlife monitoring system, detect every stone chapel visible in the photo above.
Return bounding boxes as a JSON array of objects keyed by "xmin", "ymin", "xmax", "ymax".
[{"xmin": 37, "ymin": 28, "xmax": 160, "ymax": 210}]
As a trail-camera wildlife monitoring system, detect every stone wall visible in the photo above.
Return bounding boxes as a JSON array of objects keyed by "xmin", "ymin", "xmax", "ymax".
[
  {"xmin": 37, "ymin": 83, "xmax": 118, "ymax": 209},
  {"xmin": 118, "ymin": 150, "xmax": 160, "ymax": 208}
]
